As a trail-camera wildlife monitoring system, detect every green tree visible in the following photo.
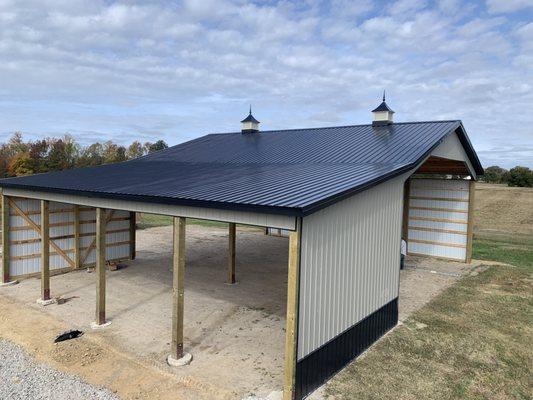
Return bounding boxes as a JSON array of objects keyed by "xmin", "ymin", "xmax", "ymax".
[
  {"xmin": 148, "ymin": 140, "xmax": 168, "ymax": 153},
  {"xmin": 8, "ymin": 132, "xmax": 28, "ymax": 154},
  {"xmin": 8, "ymin": 153, "xmax": 34, "ymax": 176},
  {"xmin": 77, "ymin": 142, "xmax": 104, "ymax": 167},
  {"xmin": 102, "ymin": 141, "xmax": 127, "ymax": 164},
  {"xmin": 0, "ymin": 144, "xmax": 12, "ymax": 178},
  {"xmin": 507, "ymin": 166, "xmax": 533, "ymax": 187},
  {"xmin": 482, "ymin": 166, "xmax": 508, "ymax": 184},
  {"xmin": 28, "ymin": 139, "xmax": 49, "ymax": 173},
  {"xmin": 45, "ymin": 138, "xmax": 77, "ymax": 171},
  {"xmin": 126, "ymin": 141, "xmax": 145, "ymax": 159}
]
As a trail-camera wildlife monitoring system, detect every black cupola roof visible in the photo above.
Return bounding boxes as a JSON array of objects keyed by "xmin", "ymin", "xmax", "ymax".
[
  {"xmin": 241, "ymin": 106, "xmax": 260, "ymax": 123},
  {"xmin": 372, "ymin": 91, "xmax": 395, "ymax": 113}
]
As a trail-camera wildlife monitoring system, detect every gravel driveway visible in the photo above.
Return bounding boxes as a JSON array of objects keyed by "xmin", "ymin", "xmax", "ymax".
[{"xmin": 0, "ymin": 338, "xmax": 118, "ymax": 400}]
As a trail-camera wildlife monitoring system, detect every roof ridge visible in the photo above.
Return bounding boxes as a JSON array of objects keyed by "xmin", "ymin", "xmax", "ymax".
[{"xmin": 208, "ymin": 120, "xmax": 461, "ymax": 135}]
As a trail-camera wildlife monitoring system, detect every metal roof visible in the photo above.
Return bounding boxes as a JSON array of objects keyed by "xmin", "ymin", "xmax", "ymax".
[{"xmin": 0, "ymin": 120, "xmax": 483, "ymax": 216}]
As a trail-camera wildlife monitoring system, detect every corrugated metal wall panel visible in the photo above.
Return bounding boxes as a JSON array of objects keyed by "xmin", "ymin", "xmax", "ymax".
[
  {"xmin": 407, "ymin": 179, "xmax": 470, "ymax": 261},
  {"xmin": 9, "ymin": 198, "xmax": 41, "ymax": 276},
  {"xmin": 408, "ymin": 242, "xmax": 466, "ymax": 260},
  {"xmin": 298, "ymin": 173, "xmax": 406, "ymax": 360},
  {"xmin": 7, "ymin": 198, "xmax": 132, "ymax": 277},
  {"xmin": 4, "ymin": 188, "xmax": 297, "ymax": 230},
  {"xmin": 266, "ymin": 227, "xmax": 290, "ymax": 237}
]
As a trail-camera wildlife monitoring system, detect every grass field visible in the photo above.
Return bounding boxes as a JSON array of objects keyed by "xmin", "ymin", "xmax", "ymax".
[
  {"xmin": 324, "ymin": 183, "xmax": 533, "ymax": 399},
  {"xmin": 325, "ymin": 252, "xmax": 532, "ymax": 399}
]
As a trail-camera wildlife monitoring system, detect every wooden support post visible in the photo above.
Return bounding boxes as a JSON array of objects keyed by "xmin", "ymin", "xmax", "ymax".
[
  {"xmin": 95, "ymin": 207, "xmax": 107, "ymax": 326},
  {"xmin": 129, "ymin": 212, "xmax": 136, "ymax": 260},
  {"xmin": 283, "ymin": 218, "xmax": 301, "ymax": 400},
  {"xmin": 74, "ymin": 205, "xmax": 81, "ymax": 269},
  {"xmin": 40, "ymin": 200, "xmax": 51, "ymax": 301},
  {"xmin": 170, "ymin": 216, "xmax": 187, "ymax": 362},
  {"xmin": 228, "ymin": 222, "xmax": 236, "ymax": 284},
  {"xmin": 1, "ymin": 194, "xmax": 10, "ymax": 284},
  {"xmin": 465, "ymin": 180, "xmax": 476, "ymax": 263}
]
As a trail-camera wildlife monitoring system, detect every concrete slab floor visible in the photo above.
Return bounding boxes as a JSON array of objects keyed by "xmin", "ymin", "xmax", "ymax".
[{"xmin": 0, "ymin": 225, "xmax": 487, "ymax": 399}]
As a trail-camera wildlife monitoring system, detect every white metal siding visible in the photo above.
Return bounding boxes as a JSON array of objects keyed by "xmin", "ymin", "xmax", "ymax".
[
  {"xmin": 266, "ymin": 227, "xmax": 290, "ymax": 237},
  {"xmin": 298, "ymin": 173, "xmax": 406, "ymax": 360},
  {"xmin": 3, "ymin": 188, "xmax": 296, "ymax": 231},
  {"xmin": 431, "ymin": 132, "xmax": 476, "ymax": 179},
  {"xmin": 7, "ymin": 198, "xmax": 132, "ymax": 278},
  {"xmin": 407, "ymin": 179, "xmax": 469, "ymax": 261}
]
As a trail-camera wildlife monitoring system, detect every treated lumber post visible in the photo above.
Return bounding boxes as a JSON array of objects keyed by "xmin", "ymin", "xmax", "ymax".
[
  {"xmin": 40, "ymin": 200, "xmax": 51, "ymax": 301},
  {"xmin": 283, "ymin": 218, "xmax": 301, "ymax": 400},
  {"xmin": 465, "ymin": 180, "xmax": 476, "ymax": 263},
  {"xmin": 129, "ymin": 212, "xmax": 136, "ymax": 260},
  {"xmin": 93, "ymin": 207, "xmax": 109, "ymax": 327},
  {"xmin": 167, "ymin": 216, "xmax": 191, "ymax": 366},
  {"xmin": 1, "ymin": 194, "xmax": 10, "ymax": 284},
  {"xmin": 228, "ymin": 222, "xmax": 236, "ymax": 284},
  {"xmin": 74, "ymin": 205, "xmax": 81, "ymax": 269}
]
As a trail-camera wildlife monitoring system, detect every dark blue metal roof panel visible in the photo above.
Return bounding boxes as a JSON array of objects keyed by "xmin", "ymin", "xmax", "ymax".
[{"xmin": 0, "ymin": 120, "xmax": 483, "ymax": 216}]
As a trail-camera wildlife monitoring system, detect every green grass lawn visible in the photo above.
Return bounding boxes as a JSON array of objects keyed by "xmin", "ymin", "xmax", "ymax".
[{"xmin": 325, "ymin": 237, "xmax": 532, "ymax": 400}]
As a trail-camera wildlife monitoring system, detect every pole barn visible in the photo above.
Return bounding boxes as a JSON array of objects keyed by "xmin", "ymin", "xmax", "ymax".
[{"xmin": 0, "ymin": 103, "xmax": 483, "ymax": 399}]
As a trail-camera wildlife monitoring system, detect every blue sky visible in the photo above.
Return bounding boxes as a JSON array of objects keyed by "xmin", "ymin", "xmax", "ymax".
[{"xmin": 0, "ymin": 0, "xmax": 532, "ymax": 168}]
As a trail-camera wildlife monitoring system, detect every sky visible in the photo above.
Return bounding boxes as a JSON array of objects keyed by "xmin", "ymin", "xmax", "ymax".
[{"xmin": 0, "ymin": 0, "xmax": 532, "ymax": 168}]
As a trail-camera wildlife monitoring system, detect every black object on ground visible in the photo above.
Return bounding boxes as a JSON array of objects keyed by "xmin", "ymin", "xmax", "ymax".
[{"xmin": 54, "ymin": 330, "xmax": 84, "ymax": 343}]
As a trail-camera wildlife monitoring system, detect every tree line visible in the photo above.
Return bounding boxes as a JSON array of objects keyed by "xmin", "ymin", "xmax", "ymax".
[
  {"xmin": 0, "ymin": 132, "xmax": 531, "ymax": 187},
  {"xmin": 481, "ymin": 165, "xmax": 532, "ymax": 187},
  {"xmin": 0, "ymin": 132, "xmax": 168, "ymax": 178}
]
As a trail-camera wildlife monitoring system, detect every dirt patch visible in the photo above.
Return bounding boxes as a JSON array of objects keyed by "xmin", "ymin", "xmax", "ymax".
[
  {"xmin": 0, "ymin": 225, "xmax": 289, "ymax": 399},
  {"xmin": 0, "ymin": 295, "xmax": 217, "ymax": 400}
]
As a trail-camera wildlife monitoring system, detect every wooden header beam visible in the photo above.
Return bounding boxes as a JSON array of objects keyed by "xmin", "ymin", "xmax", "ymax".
[{"xmin": 415, "ymin": 156, "xmax": 471, "ymax": 176}]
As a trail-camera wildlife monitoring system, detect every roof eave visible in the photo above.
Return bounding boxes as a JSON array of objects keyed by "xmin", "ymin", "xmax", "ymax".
[
  {"xmin": 300, "ymin": 120, "xmax": 484, "ymax": 215},
  {"xmin": 0, "ymin": 182, "xmax": 304, "ymax": 218}
]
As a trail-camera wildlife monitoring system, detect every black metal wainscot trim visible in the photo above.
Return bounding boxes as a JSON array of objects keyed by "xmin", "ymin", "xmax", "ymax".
[{"xmin": 295, "ymin": 297, "xmax": 398, "ymax": 399}]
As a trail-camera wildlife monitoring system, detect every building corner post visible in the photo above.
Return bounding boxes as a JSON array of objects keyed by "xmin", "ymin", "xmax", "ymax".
[{"xmin": 283, "ymin": 218, "xmax": 302, "ymax": 400}]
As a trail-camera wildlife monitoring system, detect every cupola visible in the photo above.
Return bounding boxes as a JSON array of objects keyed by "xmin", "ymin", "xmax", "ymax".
[
  {"xmin": 241, "ymin": 106, "xmax": 260, "ymax": 133},
  {"xmin": 372, "ymin": 91, "xmax": 394, "ymax": 126}
]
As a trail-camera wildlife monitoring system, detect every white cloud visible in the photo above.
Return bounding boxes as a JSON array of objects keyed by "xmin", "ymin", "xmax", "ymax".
[
  {"xmin": 486, "ymin": 0, "xmax": 533, "ymax": 14},
  {"xmin": 0, "ymin": 0, "xmax": 531, "ymax": 168}
]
